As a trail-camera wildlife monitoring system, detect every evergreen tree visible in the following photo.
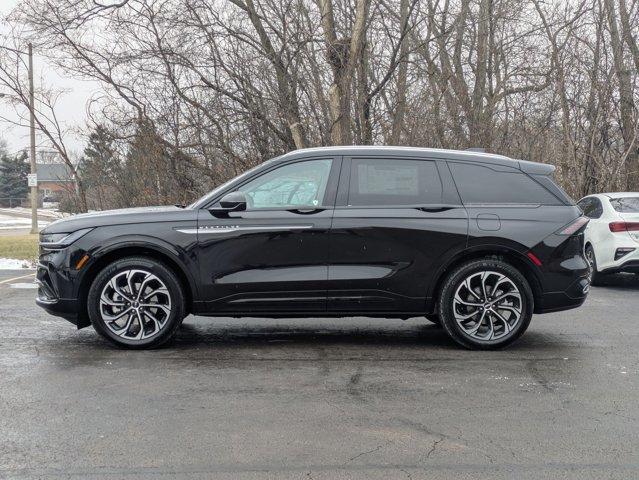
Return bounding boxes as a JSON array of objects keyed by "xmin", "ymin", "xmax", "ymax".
[
  {"xmin": 0, "ymin": 147, "xmax": 29, "ymax": 205},
  {"xmin": 81, "ymin": 124, "xmax": 123, "ymax": 209},
  {"xmin": 82, "ymin": 125, "xmax": 118, "ymax": 177}
]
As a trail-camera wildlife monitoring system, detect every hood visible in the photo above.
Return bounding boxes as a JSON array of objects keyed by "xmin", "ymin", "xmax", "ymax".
[{"xmin": 42, "ymin": 205, "xmax": 194, "ymax": 234}]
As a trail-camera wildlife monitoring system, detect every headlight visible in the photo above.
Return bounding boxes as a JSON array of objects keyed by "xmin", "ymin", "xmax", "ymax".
[{"xmin": 40, "ymin": 228, "xmax": 94, "ymax": 249}]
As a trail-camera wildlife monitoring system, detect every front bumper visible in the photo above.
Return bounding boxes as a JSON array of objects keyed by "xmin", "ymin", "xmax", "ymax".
[
  {"xmin": 36, "ymin": 254, "xmax": 90, "ymax": 328},
  {"xmin": 35, "ymin": 295, "xmax": 81, "ymax": 325}
]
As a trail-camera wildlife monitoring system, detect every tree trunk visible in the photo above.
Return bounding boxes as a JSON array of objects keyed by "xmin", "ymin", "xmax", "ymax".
[
  {"xmin": 604, "ymin": 0, "xmax": 638, "ymax": 188},
  {"xmin": 390, "ymin": 0, "xmax": 410, "ymax": 145},
  {"xmin": 318, "ymin": 0, "xmax": 370, "ymax": 145}
]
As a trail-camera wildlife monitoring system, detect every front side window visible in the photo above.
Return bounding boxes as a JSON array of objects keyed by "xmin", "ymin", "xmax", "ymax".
[
  {"xmin": 239, "ymin": 159, "xmax": 332, "ymax": 209},
  {"xmin": 610, "ymin": 197, "xmax": 639, "ymax": 213},
  {"xmin": 348, "ymin": 158, "xmax": 442, "ymax": 206},
  {"xmin": 449, "ymin": 162, "xmax": 561, "ymax": 205}
]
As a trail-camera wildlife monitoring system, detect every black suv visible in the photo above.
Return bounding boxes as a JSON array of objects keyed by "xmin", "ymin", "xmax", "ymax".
[{"xmin": 36, "ymin": 147, "xmax": 590, "ymax": 349}]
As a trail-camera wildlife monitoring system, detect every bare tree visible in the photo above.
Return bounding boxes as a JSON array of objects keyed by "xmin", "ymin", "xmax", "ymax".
[{"xmin": 1, "ymin": 0, "xmax": 637, "ymax": 208}]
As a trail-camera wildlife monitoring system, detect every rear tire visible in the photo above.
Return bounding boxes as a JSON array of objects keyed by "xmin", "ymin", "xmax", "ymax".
[
  {"xmin": 585, "ymin": 245, "xmax": 602, "ymax": 286},
  {"xmin": 87, "ymin": 256, "xmax": 185, "ymax": 349},
  {"xmin": 437, "ymin": 258, "xmax": 534, "ymax": 350}
]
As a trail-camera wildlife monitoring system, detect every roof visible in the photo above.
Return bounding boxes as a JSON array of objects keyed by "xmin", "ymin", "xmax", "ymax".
[
  {"xmin": 36, "ymin": 163, "xmax": 74, "ymax": 182},
  {"xmin": 582, "ymin": 192, "xmax": 639, "ymax": 199},
  {"xmin": 278, "ymin": 146, "xmax": 554, "ymax": 175}
]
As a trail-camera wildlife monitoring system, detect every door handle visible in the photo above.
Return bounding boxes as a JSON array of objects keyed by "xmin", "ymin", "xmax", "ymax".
[
  {"xmin": 415, "ymin": 204, "xmax": 459, "ymax": 213},
  {"xmin": 288, "ymin": 208, "xmax": 325, "ymax": 215}
]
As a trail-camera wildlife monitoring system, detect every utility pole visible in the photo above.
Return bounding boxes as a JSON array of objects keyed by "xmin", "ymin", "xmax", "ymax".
[{"xmin": 28, "ymin": 43, "xmax": 38, "ymax": 235}]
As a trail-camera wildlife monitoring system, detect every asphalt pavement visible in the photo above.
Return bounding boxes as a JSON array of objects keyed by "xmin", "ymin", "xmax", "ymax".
[{"xmin": 0, "ymin": 270, "xmax": 638, "ymax": 479}]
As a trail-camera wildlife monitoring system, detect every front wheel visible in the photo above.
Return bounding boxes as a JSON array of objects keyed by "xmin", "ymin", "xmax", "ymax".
[
  {"xmin": 87, "ymin": 256, "xmax": 185, "ymax": 349},
  {"xmin": 437, "ymin": 259, "xmax": 534, "ymax": 350}
]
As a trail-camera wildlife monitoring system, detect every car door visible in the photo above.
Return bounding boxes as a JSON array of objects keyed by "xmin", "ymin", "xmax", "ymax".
[
  {"xmin": 197, "ymin": 156, "xmax": 340, "ymax": 313},
  {"xmin": 327, "ymin": 155, "xmax": 468, "ymax": 313}
]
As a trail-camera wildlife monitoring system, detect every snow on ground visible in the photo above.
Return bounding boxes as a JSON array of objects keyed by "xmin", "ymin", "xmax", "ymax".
[
  {"xmin": 0, "ymin": 214, "xmax": 50, "ymax": 229},
  {"xmin": 0, "ymin": 258, "xmax": 35, "ymax": 269},
  {"xmin": 0, "ymin": 215, "xmax": 31, "ymax": 225},
  {"xmin": 9, "ymin": 282, "xmax": 37, "ymax": 289},
  {"xmin": 0, "ymin": 207, "xmax": 64, "ymax": 219}
]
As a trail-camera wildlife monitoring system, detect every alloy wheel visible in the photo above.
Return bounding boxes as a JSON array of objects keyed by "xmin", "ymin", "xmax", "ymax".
[
  {"xmin": 452, "ymin": 270, "xmax": 522, "ymax": 341},
  {"xmin": 99, "ymin": 269, "xmax": 172, "ymax": 341}
]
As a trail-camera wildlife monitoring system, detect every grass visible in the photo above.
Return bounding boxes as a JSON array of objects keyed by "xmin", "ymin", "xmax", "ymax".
[{"xmin": 0, "ymin": 234, "xmax": 39, "ymax": 261}]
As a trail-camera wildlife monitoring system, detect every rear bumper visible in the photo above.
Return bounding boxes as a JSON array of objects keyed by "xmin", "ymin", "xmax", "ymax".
[
  {"xmin": 535, "ymin": 275, "xmax": 590, "ymax": 314},
  {"xmin": 600, "ymin": 260, "xmax": 639, "ymax": 274},
  {"xmin": 594, "ymin": 232, "xmax": 639, "ymax": 272},
  {"xmin": 532, "ymin": 228, "xmax": 591, "ymax": 314}
]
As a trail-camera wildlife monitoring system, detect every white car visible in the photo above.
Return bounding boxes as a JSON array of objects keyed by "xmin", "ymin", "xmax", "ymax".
[{"xmin": 577, "ymin": 193, "xmax": 639, "ymax": 283}]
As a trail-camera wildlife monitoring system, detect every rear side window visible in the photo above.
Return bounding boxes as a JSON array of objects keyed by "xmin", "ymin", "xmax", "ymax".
[
  {"xmin": 532, "ymin": 174, "xmax": 573, "ymax": 205},
  {"xmin": 610, "ymin": 197, "xmax": 639, "ymax": 213},
  {"xmin": 449, "ymin": 162, "xmax": 562, "ymax": 205},
  {"xmin": 577, "ymin": 197, "xmax": 603, "ymax": 218},
  {"xmin": 348, "ymin": 158, "xmax": 442, "ymax": 206}
]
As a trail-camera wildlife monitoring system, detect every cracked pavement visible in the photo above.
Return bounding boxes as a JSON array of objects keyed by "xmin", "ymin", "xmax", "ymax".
[{"xmin": 0, "ymin": 270, "xmax": 638, "ymax": 479}]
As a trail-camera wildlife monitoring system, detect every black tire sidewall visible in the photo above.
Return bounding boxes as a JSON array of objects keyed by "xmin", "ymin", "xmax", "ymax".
[
  {"xmin": 88, "ymin": 256, "xmax": 185, "ymax": 349},
  {"xmin": 585, "ymin": 245, "xmax": 601, "ymax": 285},
  {"xmin": 438, "ymin": 259, "xmax": 534, "ymax": 350}
]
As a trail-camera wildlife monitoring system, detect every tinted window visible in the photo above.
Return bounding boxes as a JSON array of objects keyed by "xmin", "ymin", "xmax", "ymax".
[
  {"xmin": 449, "ymin": 162, "xmax": 561, "ymax": 205},
  {"xmin": 348, "ymin": 158, "xmax": 442, "ymax": 206},
  {"xmin": 532, "ymin": 174, "xmax": 573, "ymax": 205},
  {"xmin": 578, "ymin": 197, "xmax": 603, "ymax": 219},
  {"xmin": 240, "ymin": 159, "xmax": 332, "ymax": 209},
  {"xmin": 610, "ymin": 197, "xmax": 639, "ymax": 213}
]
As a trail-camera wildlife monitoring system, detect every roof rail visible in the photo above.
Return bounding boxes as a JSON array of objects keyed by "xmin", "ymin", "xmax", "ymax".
[{"xmin": 466, "ymin": 147, "xmax": 486, "ymax": 153}]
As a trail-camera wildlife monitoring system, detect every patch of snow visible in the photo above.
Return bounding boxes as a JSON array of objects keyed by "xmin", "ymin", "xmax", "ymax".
[
  {"xmin": 0, "ymin": 258, "xmax": 35, "ymax": 269},
  {"xmin": 0, "ymin": 217, "xmax": 31, "ymax": 225},
  {"xmin": 9, "ymin": 282, "xmax": 37, "ymax": 289}
]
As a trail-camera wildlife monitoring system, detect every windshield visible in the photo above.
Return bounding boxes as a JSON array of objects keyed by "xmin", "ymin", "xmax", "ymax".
[
  {"xmin": 188, "ymin": 157, "xmax": 280, "ymax": 208},
  {"xmin": 610, "ymin": 197, "xmax": 639, "ymax": 213}
]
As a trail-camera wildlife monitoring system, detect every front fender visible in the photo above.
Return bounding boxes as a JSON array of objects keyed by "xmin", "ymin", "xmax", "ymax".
[{"xmin": 78, "ymin": 233, "xmax": 200, "ymax": 301}]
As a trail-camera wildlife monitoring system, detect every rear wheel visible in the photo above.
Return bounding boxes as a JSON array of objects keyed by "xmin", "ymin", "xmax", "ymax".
[
  {"xmin": 87, "ymin": 256, "xmax": 185, "ymax": 349},
  {"xmin": 437, "ymin": 259, "xmax": 533, "ymax": 350},
  {"xmin": 585, "ymin": 244, "xmax": 602, "ymax": 286}
]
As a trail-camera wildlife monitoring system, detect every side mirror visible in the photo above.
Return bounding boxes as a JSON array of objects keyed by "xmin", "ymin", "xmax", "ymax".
[{"xmin": 211, "ymin": 191, "xmax": 247, "ymax": 214}]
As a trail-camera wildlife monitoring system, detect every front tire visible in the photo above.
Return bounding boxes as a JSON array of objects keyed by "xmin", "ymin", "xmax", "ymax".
[
  {"xmin": 87, "ymin": 256, "xmax": 185, "ymax": 349},
  {"xmin": 437, "ymin": 259, "xmax": 533, "ymax": 350}
]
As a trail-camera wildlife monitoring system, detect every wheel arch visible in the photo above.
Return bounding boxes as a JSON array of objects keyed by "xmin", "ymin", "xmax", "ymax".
[
  {"xmin": 426, "ymin": 246, "xmax": 543, "ymax": 314},
  {"xmin": 77, "ymin": 243, "xmax": 196, "ymax": 326}
]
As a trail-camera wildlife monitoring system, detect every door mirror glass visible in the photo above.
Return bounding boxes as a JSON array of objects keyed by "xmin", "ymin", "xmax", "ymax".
[{"xmin": 211, "ymin": 191, "xmax": 247, "ymax": 213}]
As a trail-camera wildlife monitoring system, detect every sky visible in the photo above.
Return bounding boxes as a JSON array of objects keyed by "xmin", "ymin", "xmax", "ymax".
[{"xmin": 0, "ymin": 0, "xmax": 98, "ymax": 158}]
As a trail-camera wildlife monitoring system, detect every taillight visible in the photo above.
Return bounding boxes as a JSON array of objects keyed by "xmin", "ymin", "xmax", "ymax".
[
  {"xmin": 609, "ymin": 221, "xmax": 639, "ymax": 233},
  {"xmin": 557, "ymin": 216, "xmax": 589, "ymax": 235}
]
